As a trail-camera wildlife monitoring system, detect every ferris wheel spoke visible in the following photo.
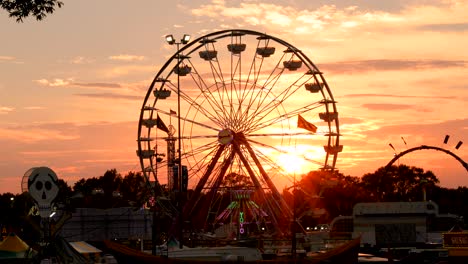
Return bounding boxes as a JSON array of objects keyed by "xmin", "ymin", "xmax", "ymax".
[
  {"xmin": 161, "ymin": 76, "xmax": 223, "ymax": 128},
  {"xmin": 240, "ymin": 63, "xmax": 304, "ymax": 131},
  {"xmin": 247, "ymin": 132, "xmax": 320, "ymax": 137},
  {"xmin": 247, "ymin": 138, "xmax": 325, "ymax": 166},
  {"xmin": 183, "ymin": 144, "xmax": 226, "ymax": 217},
  {"xmin": 164, "ymin": 78, "xmax": 225, "ymax": 128},
  {"xmin": 240, "ymin": 60, "xmax": 287, "ymax": 130},
  {"xmin": 248, "ymin": 50, "xmax": 292, "ymax": 113},
  {"xmin": 236, "ymin": 40, "xmax": 276, "ymax": 131},
  {"xmin": 230, "ymin": 138, "xmax": 283, "ymax": 230},
  {"xmin": 248, "ymin": 74, "xmax": 314, "ymax": 132},
  {"xmin": 248, "ymin": 101, "xmax": 323, "ymax": 133},
  {"xmin": 183, "ymin": 140, "xmax": 219, "ymax": 168},
  {"xmin": 185, "ymin": 59, "xmax": 228, "ymax": 125},
  {"xmin": 145, "ymin": 107, "xmax": 220, "ymax": 132},
  {"xmin": 236, "ymin": 134, "xmax": 292, "ymax": 223}
]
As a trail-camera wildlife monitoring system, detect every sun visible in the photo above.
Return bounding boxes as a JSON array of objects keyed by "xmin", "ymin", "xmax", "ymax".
[{"xmin": 277, "ymin": 153, "xmax": 307, "ymax": 174}]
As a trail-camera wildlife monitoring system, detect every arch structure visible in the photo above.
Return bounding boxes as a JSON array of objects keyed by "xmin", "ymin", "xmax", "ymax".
[{"xmin": 385, "ymin": 145, "xmax": 468, "ymax": 173}]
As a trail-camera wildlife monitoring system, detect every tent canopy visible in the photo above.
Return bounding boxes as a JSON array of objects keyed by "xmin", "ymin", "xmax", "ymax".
[{"xmin": 0, "ymin": 233, "xmax": 29, "ymax": 253}]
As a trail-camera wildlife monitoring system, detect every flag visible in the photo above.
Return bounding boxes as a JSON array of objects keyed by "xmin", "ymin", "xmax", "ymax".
[
  {"xmin": 170, "ymin": 109, "xmax": 177, "ymax": 116},
  {"xmin": 156, "ymin": 114, "xmax": 169, "ymax": 133},
  {"xmin": 298, "ymin": 114, "xmax": 317, "ymax": 133}
]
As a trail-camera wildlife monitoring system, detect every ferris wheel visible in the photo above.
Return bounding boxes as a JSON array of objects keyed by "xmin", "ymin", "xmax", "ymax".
[{"xmin": 136, "ymin": 29, "xmax": 341, "ymax": 234}]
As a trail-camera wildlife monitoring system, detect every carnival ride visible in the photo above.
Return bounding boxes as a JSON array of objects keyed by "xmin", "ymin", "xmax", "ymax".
[
  {"xmin": 136, "ymin": 29, "xmax": 342, "ymax": 241},
  {"xmin": 386, "ymin": 144, "xmax": 467, "ymax": 172}
]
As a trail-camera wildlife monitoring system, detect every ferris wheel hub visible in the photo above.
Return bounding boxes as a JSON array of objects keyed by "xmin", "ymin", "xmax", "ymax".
[{"xmin": 218, "ymin": 129, "xmax": 234, "ymax": 145}]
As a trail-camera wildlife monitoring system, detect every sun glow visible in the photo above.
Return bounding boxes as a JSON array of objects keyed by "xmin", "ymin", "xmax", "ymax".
[{"xmin": 277, "ymin": 153, "xmax": 307, "ymax": 174}]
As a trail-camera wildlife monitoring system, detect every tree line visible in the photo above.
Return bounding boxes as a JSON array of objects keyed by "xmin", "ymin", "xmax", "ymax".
[
  {"xmin": 283, "ymin": 165, "xmax": 468, "ymax": 229},
  {"xmin": 1, "ymin": 164, "xmax": 467, "ymax": 242}
]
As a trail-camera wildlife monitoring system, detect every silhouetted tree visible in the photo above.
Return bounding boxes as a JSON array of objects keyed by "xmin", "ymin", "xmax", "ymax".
[
  {"xmin": 431, "ymin": 186, "xmax": 468, "ymax": 225},
  {"xmin": 0, "ymin": 192, "xmax": 39, "ymax": 243},
  {"xmin": 54, "ymin": 179, "xmax": 72, "ymax": 205},
  {"xmin": 321, "ymin": 173, "xmax": 367, "ymax": 221},
  {"xmin": 0, "ymin": 192, "xmax": 17, "ymax": 228},
  {"xmin": 71, "ymin": 169, "xmax": 152, "ymax": 208},
  {"xmin": 361, "ymin": 164, "xmax": 439, "ymax": 202},
  {"xmin": 100, "ymin": 168, "xmax": 123, "ymax": 196},
  {"xmin": 1, "ymin": 0, "xmax": 63, "ymax": 22},
  {"xmin": 283, "ymin": 170, "xmax": 364, "ymax": 227},
  {"xmin": 120, "ymin": 171, "xmax": 150, "ymax": 208}
]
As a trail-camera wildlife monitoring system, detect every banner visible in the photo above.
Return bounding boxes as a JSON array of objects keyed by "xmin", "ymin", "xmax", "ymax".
[
  {"xmin": 156, "ymin": 114, "xmax": 169, "ymax": 133},
  {"xmin": 298, "ymin": 114, "xmax": 317, "ymax": 133}
]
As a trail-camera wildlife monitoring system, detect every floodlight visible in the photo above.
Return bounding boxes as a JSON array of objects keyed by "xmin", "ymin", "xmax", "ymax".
[
  {"xmin": 165, "ymin": 34, "xmax": 175, "ymax": 45},
  {"xmin": 181, "ymin": 34, "xmax": 191, "ymax": 44}
]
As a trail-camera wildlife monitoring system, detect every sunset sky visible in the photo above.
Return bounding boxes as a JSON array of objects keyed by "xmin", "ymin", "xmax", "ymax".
[{"xmin": 1, "ymin": 0, "xmax": 467, "ymax": 194}]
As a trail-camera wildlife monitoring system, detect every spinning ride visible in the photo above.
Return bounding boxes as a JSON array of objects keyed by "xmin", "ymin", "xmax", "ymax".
[{"xmin": 136, "ymin": 29, "xmax": 341, "ymax": 236}]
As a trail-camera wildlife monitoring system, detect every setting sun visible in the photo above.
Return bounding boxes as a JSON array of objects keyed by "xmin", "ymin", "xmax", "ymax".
[{"xmin": 277, "ymin": 153, "xmax": 307, "ymax": 175}]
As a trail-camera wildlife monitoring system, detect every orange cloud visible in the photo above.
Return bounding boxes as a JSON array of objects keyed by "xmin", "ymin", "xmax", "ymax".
[
  {"xmin": 0, "ymin": 106, "xmax": 14, "ymax": 114},
  {"xmin": 109, "ymin": 54, "xmax": 146, "ymax": 61}
]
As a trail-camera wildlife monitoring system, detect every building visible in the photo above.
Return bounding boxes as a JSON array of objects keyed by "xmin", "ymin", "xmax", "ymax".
[
  {"xmin": 59, "ymin": 207, "xmax": 152, "ymax": 242},
  {"xmin": 330, "ymin": 201, "xmax": 460, "ymax": 248}
]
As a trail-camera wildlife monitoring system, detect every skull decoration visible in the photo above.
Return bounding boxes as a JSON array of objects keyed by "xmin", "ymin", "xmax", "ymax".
[{"xmin": 26, "ymin": 167, "xmax": 59, "ymax": 218}]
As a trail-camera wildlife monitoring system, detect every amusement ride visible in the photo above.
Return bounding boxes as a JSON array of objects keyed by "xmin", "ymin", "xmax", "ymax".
[{"xmin": 136, "ymin": 29, "xmax": 342, "ymax": 244}]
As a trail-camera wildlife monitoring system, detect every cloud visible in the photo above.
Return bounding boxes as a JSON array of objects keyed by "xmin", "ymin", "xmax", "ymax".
[
  {"xmin": 74, "ymin": 93, "xmax": 142, "ymax": 100},
  {"xmin": 35, "ymin": 78, "xmax": 72, "ymax": 87},
  {"xmin": 191, "ymin": 0, "xmax": 468, "ymax": 52},
  {"xmin": 0, "ymin": 121, "xmax": 139, "ymax": 193},
  {"xmin": 0, "ymin": 56, "xmax": 15, "ymax": 61},
  {"xmin": 72, "ymin": 82, "xmax": 121, "ymax": 88},
  {"xmin": 361, "ymin": 103, "xmax": 414, "ymax": 111},
  {"xmin": 109, "ymin": 54, "xmax": 146, "ymax": 61},
  {"xmin": 70, "ymin": 56, "xmax": 94, "ymax": 64},
  {"xmin": 0, "ymin": 126, "xmax": 79, "ymax": 143},
  {"xmin": 23, "ymin": 106, "xmax": 46, "ymax": 110},
  {"xmin": 35, "ymin": 79, "xmax": 122, "ymax": 89},
  {"xmin": 190, "ymin": 2, "xmax": 404, "ymax": 37},
  {"xmin": 344, "ymin": 93, "xmax": 457, "ymax": 100},
  {"xmin": 0, "ymin": 106, "xmax": 14, "ymax": 114},
  {"xmin": 102, "ymin": 64, "xmax": 155, "ymax": 78},
  {"xmin": 416, "ymin": 22, "xmax": 468, "ymax": 32},
  {"xmin": 318, "ymin": 59, "xmax": 467, "ymax": 74},
  {"xmin": 372, "ymin": 118, "xmax": 468, "ymax": 135},
  {"xmin": 339, "ymin": 117, "xmax": 365, "ymax": 125}
]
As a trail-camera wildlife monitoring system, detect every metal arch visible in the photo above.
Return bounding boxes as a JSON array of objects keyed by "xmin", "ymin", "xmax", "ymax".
[{"xmin": 385, "ymin": 145, "xmax": 468, "ymax": 172}]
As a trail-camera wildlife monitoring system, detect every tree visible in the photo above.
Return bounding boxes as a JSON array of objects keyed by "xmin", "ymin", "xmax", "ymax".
[
  {"xmin": 120, "ymin": 171, "xmax": 150, "ymax": 208},
  {"xmin": 283, "ymin": 170, "xmax": 363, "ymax": 226},
  {"xmin": 361, "ymin": 164, "xmax": 439, "ymax": 202},
  {"xmin": 1, "ymin": 0, "xmax": 63, "ymax": 22}
]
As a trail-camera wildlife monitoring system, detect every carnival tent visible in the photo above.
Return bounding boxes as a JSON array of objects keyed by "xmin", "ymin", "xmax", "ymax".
[{"xmin": 0, "ymin": 233, "xmax": 32, "ymax": 259}]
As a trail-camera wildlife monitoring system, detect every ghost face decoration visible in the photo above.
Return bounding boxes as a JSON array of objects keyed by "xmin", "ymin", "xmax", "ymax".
[{"xmin": 27, "ymin": 167, "xmax": 59, "ymax": 216}]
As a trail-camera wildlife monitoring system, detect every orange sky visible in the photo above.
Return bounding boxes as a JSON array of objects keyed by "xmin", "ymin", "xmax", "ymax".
[{"xmin": 0, "ymin": 0, "xmax": 467, "ymax": 194}]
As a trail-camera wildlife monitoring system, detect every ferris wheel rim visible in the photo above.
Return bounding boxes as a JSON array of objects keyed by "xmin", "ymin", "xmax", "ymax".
[{"xmin": 136, "ymin": 29, "xmax": 342, "ymax": 233}]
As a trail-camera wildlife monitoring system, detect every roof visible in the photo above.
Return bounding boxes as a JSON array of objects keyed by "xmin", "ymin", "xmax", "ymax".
[
  {"xmin": 0, "ymin": 233, "xmax": 29, "ymax": 252},
  {"xmin": 68, "ymin": 241, "xmax": 102, "ymax": 254}
]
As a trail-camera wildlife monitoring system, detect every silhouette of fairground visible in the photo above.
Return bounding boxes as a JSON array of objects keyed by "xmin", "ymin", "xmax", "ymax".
[{"xmin": 1, "ymin": 165, "xmax": 467, "ymax": 246}]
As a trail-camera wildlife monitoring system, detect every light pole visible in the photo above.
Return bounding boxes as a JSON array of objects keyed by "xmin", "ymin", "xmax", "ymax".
[{"xmin": 165, "ymin": 33, "xmax": 190, "ymax": 249}]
